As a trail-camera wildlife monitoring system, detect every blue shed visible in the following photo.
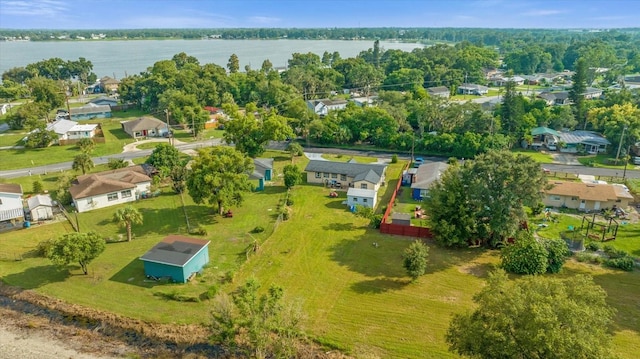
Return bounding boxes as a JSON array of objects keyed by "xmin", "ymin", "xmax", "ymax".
[{"xmin": 139, "ymin": 235, "xmax": 210, "ymax": 283}]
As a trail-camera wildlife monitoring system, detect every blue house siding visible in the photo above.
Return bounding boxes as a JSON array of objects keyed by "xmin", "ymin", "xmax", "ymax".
[
  {"xmin": 182, "ymin": 247, "xmax": 209, "ymax": 281},
  {"xmin": 143, "ymin": 261, "xmax": 185, "ymax": 282},
  {"xmin": 412, "ymin": 188, "xmax": 422, "ymax": 201}
]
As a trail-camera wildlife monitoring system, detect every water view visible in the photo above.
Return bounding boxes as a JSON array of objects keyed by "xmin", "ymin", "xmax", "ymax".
[{"xmin": 0, "ymin": 39, "xmax": 422, "ymax": 78}]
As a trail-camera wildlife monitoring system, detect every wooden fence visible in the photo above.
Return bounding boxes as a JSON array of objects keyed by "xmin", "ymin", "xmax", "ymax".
[{"xmin": 379, "ymin": 163, "xmax": 433, "ymax": 239}]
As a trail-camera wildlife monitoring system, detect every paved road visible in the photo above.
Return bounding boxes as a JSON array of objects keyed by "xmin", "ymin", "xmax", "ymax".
[{"xmin": 1, "ymin": 142, "xmax": 639, "ymax": 180}]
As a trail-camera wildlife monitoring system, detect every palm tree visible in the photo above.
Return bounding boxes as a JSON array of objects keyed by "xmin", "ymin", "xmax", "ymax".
[
  {"xmin": 113, "ymin": 206, "xmax": 143, "ymax": 242},
  {"xmin": 72, "ymin": 153, "xmax": 93, "ymax": 175}
]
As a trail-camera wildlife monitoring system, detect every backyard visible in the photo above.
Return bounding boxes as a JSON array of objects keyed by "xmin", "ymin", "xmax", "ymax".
[{"xmin": 0, "ymin": 152, "xmax": 639, "ymax": 358}]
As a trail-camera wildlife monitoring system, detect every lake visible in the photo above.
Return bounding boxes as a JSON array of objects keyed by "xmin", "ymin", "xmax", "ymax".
[{"xmin": 0, "ymin": 39, "xmax": 422, "ymax": 79}]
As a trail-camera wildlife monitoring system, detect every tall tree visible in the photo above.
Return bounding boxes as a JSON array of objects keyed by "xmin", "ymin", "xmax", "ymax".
[
  {"xmin": 569, "ymin": 58, "xmax": 588, "ymax": 129},
  {"xmin": 47, "ymin": 232, "xmax": 106, "ymax": 275},
  {"xmin": 425, "ymin": 150, "xmax": 547, "ymax": 247},
  {"xmin": 26, "ymin": 77, "xmax": 65, "ymax": 120},
  {"xmin": 76, "ymin": 138, "xmax": 95, "ymax": 154},
  {"xmin": 145, "ymin": 143, "xmax": 181, "ymax": 176},
  {"xmin": 113, "ymin": 206, "xmax": 143, "ymax": 242},
  {"xmin": 72, "ymin": 153, "xmax": 94, "ymax": 175},
  {"xmin": 282, "ymin": 164, "xmax": 302, "ymax": 189},
  {"xmin": 227, "ymin": 53, "xmax": 240, "ymax": 73},
  {"xmin": 447, "ymin": 270, "xmax": 615, "ymax": 359},
  {"xmin": 187, "ymin": 147, "xmax": 254, "ymax": 215}
]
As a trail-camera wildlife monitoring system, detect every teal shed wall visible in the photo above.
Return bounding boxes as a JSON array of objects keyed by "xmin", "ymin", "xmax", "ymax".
[
  {"xmin": 264, "ymin": 169, "xmax": 272, "ymax": 181},
  {"xmin": 142, "ymin": 245, "xmax": 209, "ymax": 283}
]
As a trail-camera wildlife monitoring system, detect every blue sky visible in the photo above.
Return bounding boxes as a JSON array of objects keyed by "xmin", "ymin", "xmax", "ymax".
[{"xmin": 0, "ymin": 0, "xmax": 638, "ymax": 29}]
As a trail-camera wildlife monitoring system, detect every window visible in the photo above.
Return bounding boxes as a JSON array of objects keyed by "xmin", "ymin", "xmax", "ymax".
[
  {"xmin": 615, "ymin": 199, "xmax": 621, "ymax": 203},
  {"xmin": 0, "ymin": 199, "xmax": 2, "ymax": 205},
  {"xmin": 363, "ymin": 198, "xmax": 368, "ymax": 203},
  {"xmin": 340, "ymin": 174, "xmax": 347, "ymax": 181},
  {"xmin": 571, "ymin": 197, "xmax": 578, "ymax": 201},
  {"xmin": 331, "ymin": 173, "xmax": 337, "ymax": 179},
  {"xmin": 107, "ymin": 192, "xmax": 118, "ymax": 201},
  {"xmin": 353, "ymin": 197, "xmax": 358, "ymax": 202},
  {"xmin": 323, "ymin": 172, "xmax": 329, "ymax": 178},
  {"xmin": 315, "ymin": 172, "xmax": 321, "ymax": 178},
  {"xmin": 121, "ymin": 190, "xmax": 132, "ymax": 198},
  {"xmin": 360, "ymin": 183, "xmax": 368, "ymax": 189},
  {"xmin": 551, "ymin": 195, "xmax": 561, "ymax": 201}
]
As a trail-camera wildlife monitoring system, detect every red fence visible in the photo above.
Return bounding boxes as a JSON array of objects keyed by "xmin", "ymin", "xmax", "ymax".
[{"xmin": 379, "ymin": 163, "xmax": 433, "ymax": 239}]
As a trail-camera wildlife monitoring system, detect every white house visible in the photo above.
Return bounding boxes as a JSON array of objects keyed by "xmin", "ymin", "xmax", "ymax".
[
  {"xmin": 346, "ymin": 188, "xmax": 377, "ymax": 209},
  {"xmin": 121, "ymin": 117, "xmax": 169, "ymax": 138},
  {"xmin": 27, "ymin": 194, "xmax": 55, "ymax": 221},
  {"xmin": 304, "ymin": 160, "xmax": 387, "ymax": 192},
  {"xmin": 307, "ymin": 98, "xmax": 348, "ymax": 116},
  {"xmin": 46, "ymin": 119, "xmax": 99, "ymax": 143},
  {"xmin": 0, "ymin": 183, "xmax": 24, "ymax": 224},
  {"xmin": 69, "ymin": 165, "xmax": 153, "ymax": 213},
  {"xmin": 457, "ymin": 83, "xmax": 489, "ymax": 95}
]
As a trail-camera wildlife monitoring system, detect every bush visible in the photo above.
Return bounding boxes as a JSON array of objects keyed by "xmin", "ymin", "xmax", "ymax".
[
  {"xmin": 286, "ymin": 198, "xmax": 294, "ymax": 206},
  {"xmin": 154, "ymin": 290, "xmax": 201, "ymax": 302},
  {"xmin": 603, "ymin": 244, "xmax": 628, "ymax": 259},
  {"xmin": 391, "ymin": 154, "xmax": 398, "ymax": 164},
  {"xmin": 35, "ymin": 239, "xmax": 54, "ymax": 257},
  {"xmin": 369, "ymin": 214, "xmax": 383, "ymax": 229},
  {"xmin": 543, "ymin": 238, "xmax": 570, "ymax": 274},
  {"xmin": 189, "ymin": 225, "xmax": 208, "ymax": 236},
  {"xmin": 604, "ymin": 257, "xmax": 634, "ymax": 271},
  {"xmin": 201, "ymin": 285, "xmax": 219, "ymax": 300},
  {"xmin": 280, "ymin": 208, "xmax": 290, "ymax": 221},
  {"xmin": 575, "ymin": 252, "xmax": 603, "ymax": 264},
  {"xmin": 32, "ymin": 180, "xmax": 43, "ymax": 194},
  {"xmin": 252, "ymin": 226, "xmax": 265, "ymax": 233},
  {"xmin": 586, "ymin": 242, "xmax": 602, "ymax": 251},
  {"xmin": 501, "ymin": 234, "xmax": 548, "ymax": 275},
  {"xmin": 531, "ymin": 202, "xmax": 545, "ymax": 216}
]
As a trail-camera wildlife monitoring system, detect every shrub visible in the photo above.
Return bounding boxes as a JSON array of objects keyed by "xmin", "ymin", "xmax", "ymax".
[
  {"xmin": 154, "ymin": 290, "xmax": 201, "ymax": 302},
  {"xmin": 280, "ymin": 207, "xmax": 290, "ymax": 221},
  {"xmin": 201, "ymin": 285, "xmax": 219, "ymax": 300},
  {"xmin": 604, "ymin": 257, "xmax": 634, "ymax": 271},
  {"xmin": 189, "ymin": 225, "xmax": 208, "ymax": 236},
  {"xmin": 35, "ymin": 239, "xmax": 54, "ymax": 257},
  {"xmin": 252, "ymin": 226, "xmax": 265, "ymax": 233},
  {"xmin": 32, "ymin": 180, "xmax": 43, "ymax": 194},
  {"xmin": 370, "ymin": 214, "xmax": 383, "ymax": 229},
  {"xmin": 544, "ymin": 238, "xmax": 570, "ymax": 274},
  {"xmin": 501, "ymin": 234, "xmax": 548, "ymax": 275},
  {"xmin": 575, "ymin": 252, "xmax": 603, "ymax": 264},
  {"xmin": 531, "ymin": 202, "xmax": 545, "ymax": 216},
  {"xmin": 603, "ymin": 244, "xmax": 628, "ymax": 259},
  {"xmin": 286, "ymin": 198, "xmax": 294, "ymax": 206},
  {"xmin": 391, "ymin": 154, "xmax": 398, "ymax": 163},
  {"xmin": 586, "ymin": 242, "xmax": 602, "ymax": 251},
  {"xmin": 222, "ymin": 270, "xmax": 235, "ymax": 284}
]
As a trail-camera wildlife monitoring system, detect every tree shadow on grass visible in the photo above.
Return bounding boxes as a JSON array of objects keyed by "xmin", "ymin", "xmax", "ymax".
[
  {"xmin": 423, "ymin": 245, "xmax": 489, "ymax": 275},
  {"xmin": 325, "ymin": 199, "xmax": 348, "ymax": 209},
  {"xmin": 2, "ymin": 265, "xmax": 69, "ymax": 289},
  {"xmin": 323, "ymin": 222, "xmax": 358, "ymax": 231},
  {"xmin": 350, "ymin": 277, "xmax": 411, "ymax": 294}
]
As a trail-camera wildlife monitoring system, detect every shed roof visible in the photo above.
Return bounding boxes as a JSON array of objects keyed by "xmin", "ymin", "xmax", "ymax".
[
  {"xmin": 28, "ymin": 194, "xmax": 54, "ymax": 210},
  {"xmin": 347, "ymin": 187, "xmax": 376, "ymax": 198},
  {"xmin": 531, "ymin": 127, "xmax": 560, "ymax": 136},
  {"xmin": 140, "ymin": 235, "xmax": 210, "ymax": 267}
]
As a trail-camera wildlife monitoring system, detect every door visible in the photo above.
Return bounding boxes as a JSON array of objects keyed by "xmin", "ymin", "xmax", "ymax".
[
  {"xmin": 594, "ymin": 201, "xmax": 601, "ymax": 211},
  {"xmin": 579, "ymin": 200, "xmax": 586, "ymax": 210}
]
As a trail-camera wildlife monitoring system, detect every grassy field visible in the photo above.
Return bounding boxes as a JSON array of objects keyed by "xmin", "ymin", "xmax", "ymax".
[
  {"xmin": 577, "ymin": 154, "xmax": 630, "ymax": 169},
  {"xmin": 0, "ymin": 131, "xmax": 26, "ymax": 147},
  {"xmin": 1, "ymin": 152, "xmax": 639, "ymax": 358},
  {"xmin": 512, "ymin": 148, "xmax": 554, "ymax": 163},
  {"xmin": 320, "ymin": 153, "xmax": 379, "ymax": 163}
]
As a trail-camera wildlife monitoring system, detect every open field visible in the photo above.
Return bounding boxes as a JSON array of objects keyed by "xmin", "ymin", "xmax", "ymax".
[
  {"xmin": 1, "ymin": 152, "xmax": 639, "ymax": 358},
  {"xmin": 577, "ymin": 153, "xmax": 630, "ymax": 169},
  {"xmin": 320, "ymin": 153, "xmax": 379, "ymax": 163},
  {"xmin": 512, "ymin": 148, "xmax": 554, "ymax": 163}
]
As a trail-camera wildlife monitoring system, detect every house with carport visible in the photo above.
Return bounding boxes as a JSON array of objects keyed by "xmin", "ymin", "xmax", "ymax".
[
  {"xmin": 304, "ymin": 160, "xmax": 387, "ymax": 191},
  {"xmin": 140, "ymin": 235, "xmax": 210, "ymax": 283},
  {"xmin": 457, "ymin": 83, "xmax": 489, "ymax": 95},
  {"xmin": 70, "ymin": 104, "xmax": 112, "ymax": 120},
  {"xmin": 543, "ymin": 181, "xmax": 634, "ymax": 212},
  {"xmin": 69, "ymin": 165, "xmax": 153, "ymax": 213}
]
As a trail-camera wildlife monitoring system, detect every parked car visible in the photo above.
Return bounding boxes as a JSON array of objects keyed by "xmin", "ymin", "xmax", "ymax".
[{"xmin": 633, "ymin": 156, "xmax": 640, "ymax": 165}]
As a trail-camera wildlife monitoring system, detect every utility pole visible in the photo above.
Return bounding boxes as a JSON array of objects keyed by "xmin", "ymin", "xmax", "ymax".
[
  {"xmin": 164, "ymin": 109, "xmax": 172, "ymax": 146},
  {"xmin": 615, "ymin": 126, "xmax": 627, "ymax": 165},
  {"xmin": 622, "ymin": 145, "xmax": 630, "ymax": 180}
]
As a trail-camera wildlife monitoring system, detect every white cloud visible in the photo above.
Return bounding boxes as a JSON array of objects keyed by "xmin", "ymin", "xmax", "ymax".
[
  {"xmin": 247, "ymin": 16, "xmax": 281, "ymax": 25},
  {"xmin": 1, "ymin": 0, "xmax": 68, "ymax": 17},
  {"xmin": 522, "ymin": 9, "xmax": 565, "ymax": 16}
]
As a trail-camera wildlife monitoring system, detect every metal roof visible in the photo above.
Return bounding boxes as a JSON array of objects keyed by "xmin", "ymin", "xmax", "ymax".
[
  {"xmin": 531, "ymin": 127, "xmax": 561, "ymax": 136},
  {"xmin": 558, "ymin": 131, "xmax": 610, "ymax": 145},
  {"xmin": 139, "ymin": 235, "xmax": 210, "ymax": 267},
  {"xmin": 304, "ymin": 160, "xmax": 386, "ymax": 180},
  {"xmin": 347, "ymin": 187, "xmax": 376, "ymax": 198}
]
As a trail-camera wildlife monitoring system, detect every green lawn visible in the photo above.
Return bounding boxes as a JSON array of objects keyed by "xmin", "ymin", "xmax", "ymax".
[
  {"xmin": 320, "ymin": 154, "xmax": 379, "ymax": 163},
  {"xmin": 577, "ymin": 154, "xmax": 629, "ymax": 169},
  {"xmin": 512, "ymin": 148, "xmax": 554, "ymax": 163},
  {"xmin": 135, "ymin": 142, "xmax": 162, "ymax": 150},
  {"xmin": 0, "ymin": 131, "xmax": 26, "ymax": 147}
]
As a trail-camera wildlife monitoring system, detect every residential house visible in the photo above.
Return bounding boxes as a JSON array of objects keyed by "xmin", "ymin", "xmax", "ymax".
[
  {"xmin": 304, "ymin": 160, "xmax": 387, "ymax": 191},
  {"xmin": 69, "ymin": 165, "xmax": 153, "ymax": 213},
  {"xmin": 543, "ymin": 181, "xmax": 633, "ymax": 211},
  {"xmin": 140, "ymin": 235, "xmax": 210, "ymax": 283},
  {"xmin": 99, "ymin": 76, "xmax": 120, "ymax": 94},
  {"xmin": 457, "ymin": 83, "xmax": 489, "ymax": 96},
  {"xmin": 89, "ymin": 96, "xmax": 118, "ymax": 107},
  {"xmin": 409, "ymin": 162, "xmax": 449, "ymax": 200},
  {"xmin": 0, "ymin": 103, "xmax": 10, "ymax": 115},
  {"xmin": 250, "ymin": 158, "xmax": 274, "ymax": 191},
  {"xmin": 530, "ymin": 127, "xmax": 610, "ymax": 154},
  {"xmin": 538, "ymin": 91, "xmax": 570, "ymax": 106},
  {"xmin": 346, "ymin": 188, "xmax": 377, "ymax": 208},
  {"xmin": 121, "ymin": 117, "xmax": 169, "ymax": 138},
  {"xmin": 70, "ymin": 104, "xmax": 112, "ymax": 120},
  {"xmin": 350, "ymin": 96, "xmax": 378, "ymax": 107},
  {"xmin": 307, "ymin": 98, "xmax": 348, "ymax": 116},
  {"xmin": 583, "ymin": 87, "xmax": 603, "ymax": 100},
  {"xmin": 27, "ymin": 194, "xmax": 55, "ymax": 221},
  {"xmin": 426, "ymin": 86, "xmax": 450, "ymax": 98},
  {"xmin": 46, "ymin": 119, "xmax": 99, "ymax": 144},
  {"xmin": 0, "ymin": 184, "xmax": 24, "ymax": 225},
  {"xmin": 490, "ymin": 75, "xmax": 525, "ymax": 87}
]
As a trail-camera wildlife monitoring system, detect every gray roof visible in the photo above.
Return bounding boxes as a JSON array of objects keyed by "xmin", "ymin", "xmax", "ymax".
[
  {"xmin": 347, "ymin": 187, "xmax": 376, "ymax": 198},
  {"xmin": 121, "ymin": 117, "xmax": 166, "ymax": 133},
  {"xmin": 411, "ymin": 162, "xmax": 449, "ymax": 190},
  {"xmin": 459, "ymin": 83, "xmax": 488, "ymax": 91},
  {"xmin": 353, "ymin": 169, "xmax": 381, "ymax": 184},
  {"xmin": 70, "ymin": 104, "xmax": 111, "ymax": 115},
  {"xmin": 304, "ymin": 160, "xmax": 387, "ymax": 181},
  {"xmin": 558, "ymin": 131, "xmax": 610, "ymax": 146},
  {"xmin": 28, "ymin": 194, "xmax": 54, "ymax": 210},
  {"xmin": 427, "ymin": 86, "xmax": 449, "ymax": 94},
  {"xmin": 89, "ymin": 96, "xmax": 117, "ymax": 105},
  {"xmin": 140, "ymin": 235, "xmax": 210, "ymax": 267}
]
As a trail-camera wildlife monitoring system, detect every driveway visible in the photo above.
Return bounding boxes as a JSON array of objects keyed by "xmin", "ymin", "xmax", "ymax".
[{"xmin": 551, "ymin": 153, "xmax": 581, "ymax": 165}]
